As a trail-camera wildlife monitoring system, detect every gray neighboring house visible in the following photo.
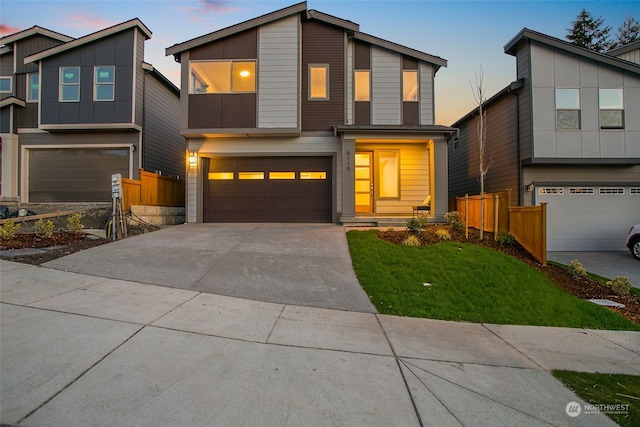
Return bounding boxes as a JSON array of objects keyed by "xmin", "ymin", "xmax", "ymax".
[
  {"xmin": 0, "ymin": 19, "xmax": 183, "ymax": 203},
  {"xmin": 449, "ymin": 29, "xmax": 640, "ymax": 251}
]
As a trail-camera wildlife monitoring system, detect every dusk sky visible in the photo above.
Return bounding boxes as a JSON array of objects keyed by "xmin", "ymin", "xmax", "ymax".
[{"xmin": 2, "ymin": 0, "xmax": 638, "ymax": 125}]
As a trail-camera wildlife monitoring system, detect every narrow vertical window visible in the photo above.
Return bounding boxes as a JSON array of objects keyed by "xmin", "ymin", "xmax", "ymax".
[
  {"xmin": 60, "ymin": 66, "xmax": 80, "ymax": 102},
  {"xmin": 26, "ymin": 73, "xmax": 39, "ymax": 102},
  {"xmin": 378, "ymin": 151, "xmax": 399, "ymax": 198},
  {"xmin": 95, "ymin": 66, "xmax": 115, "ymax": 101},
  {"xmin": 354, "ymin": 70, "xmax": 370, "ymax": 101},
  {"xmin": 555, "ymin": 88, "xmax": 580, "ymax": 129},
  {"xmin": 309, "ymin": 65, "xmax": 329, "ymax": 100},
  {"xmin": 403, "ymin": 70, "xmax": 418, "ymax": 102},
  {"xmin": 599, "ymin": 89, "xmax": 624, "ymax": 129}
]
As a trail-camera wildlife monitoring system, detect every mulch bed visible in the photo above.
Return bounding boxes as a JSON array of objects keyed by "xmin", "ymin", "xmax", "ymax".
[
  {"xmin": 377, "ymin": 226, "xmax": 640, "ymax": 326},
  {"xmin": 0, "ymin": 231, "xmax": 111, "ymax": 265}
]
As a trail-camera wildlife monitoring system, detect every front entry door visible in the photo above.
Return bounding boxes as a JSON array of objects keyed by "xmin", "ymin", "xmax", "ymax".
[{"xmin": 355, "ymin": 152, "xmax": 373, "ymax": 213}]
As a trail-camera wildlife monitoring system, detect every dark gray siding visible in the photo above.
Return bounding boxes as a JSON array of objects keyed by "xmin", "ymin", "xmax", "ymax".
[
  {"xmin": 449, "ymin": 93, "xmax": 520, "ymax": 205},
  {"xmin": 15, "ymin": 35, "xmax": 66, "ymax": 74},
  {"xmin": 134, "ymin": 29, "xmax": 145, "ymax": 127},
  {"xmin": 0, "ymin": 106, "xmax": 10, "ymax": 133},
  {"xmin": 516, "ymin": 44, "xmax": 532, "ymax": 162},
  {"xmin": 1, "ymin": 53, "xmax": 14, "ymax": 100},
  {"xmin": 40, "ymin": 30, "xmax": 135, "ymax": 125},
  {"xmin": 142, "ymin": 73, "xmax": 184, "ymax": 178}
]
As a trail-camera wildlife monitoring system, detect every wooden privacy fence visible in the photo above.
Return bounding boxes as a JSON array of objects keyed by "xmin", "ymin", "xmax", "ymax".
[
  {"xmin": 122, "ymin": 170, "xmax": 184, "ymax": 211},
  {"xmin": 456, "ymin": 191, "xmax": 547, "ymax": 266}
]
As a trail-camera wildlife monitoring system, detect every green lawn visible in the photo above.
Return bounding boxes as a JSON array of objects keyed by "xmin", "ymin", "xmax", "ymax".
[
  {"xmin": 347, "ymin": 230, "xmax": 639, "ymax": 330},
  {"xmin": 552, "ymin": 370, "xmax": 639, "ymax": 427}
]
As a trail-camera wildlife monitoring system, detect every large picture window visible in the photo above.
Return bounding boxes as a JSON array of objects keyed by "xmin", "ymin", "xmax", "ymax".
[
  {"xmin": 26, "ymin": 73, "xmax": 39, "ymax": 102},
  {"xmin": 354, "ymin": 70, "xmax": 370, "ymax": 101},
  {"xmin": 403, "ymin": 70, "xmax": 418, "ymax": 102},
  {"xmin": 60, "ymin": 67, "xmax": 80, "ymax": 102},
  {"xmin": 555, "ymin": 88, "xmax": 580, "ymax": 130},
  {"xmin": 309, "ymin": 64, "xmax": 329, "ymax": 100},
  {"xmin": 189, "ymin": 60, "xmax": 256, "ymax": 94},
  {"xmin": 599, "ymin": 89, "xmax": 624, "ymax": 129},
  {"xmin": 94, "ymin": 66, "xmax": 115, "ymax": 101}
]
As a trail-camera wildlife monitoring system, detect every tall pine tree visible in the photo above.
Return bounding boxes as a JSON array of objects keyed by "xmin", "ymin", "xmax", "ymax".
[
  {"xmin": 566, "ymin": 9, "xmax": 612, "ymax": 52},
  {"xmin": 613, "ymin": 15, "xmax": 640, "ymax": 48}
]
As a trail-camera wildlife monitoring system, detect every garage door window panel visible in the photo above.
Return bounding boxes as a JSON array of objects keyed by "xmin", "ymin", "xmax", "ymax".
[{"xmin": 269, "ymin": 172, "xmax": 295, "ymax": 180}]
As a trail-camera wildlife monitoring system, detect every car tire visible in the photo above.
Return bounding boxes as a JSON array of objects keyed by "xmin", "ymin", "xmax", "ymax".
[{"xmin": 632, "ymin": 238, "xmax": 640, "ymax": 261}]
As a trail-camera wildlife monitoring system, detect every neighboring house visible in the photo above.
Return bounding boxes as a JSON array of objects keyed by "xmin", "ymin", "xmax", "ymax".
[
  {"xmin": 166, "ymin": 1, "xmax": 454, "ymax": 224},
  {"xmin": 449, "ymin": 28, "xmax": 640, "ymax": 251},
  {"xmin": 607, "ymin": 40, "xmax": 640, "ymax": 64},
  {"xmin": 0, "ymin": 19, "xmax": 183, "ymax": 203}
]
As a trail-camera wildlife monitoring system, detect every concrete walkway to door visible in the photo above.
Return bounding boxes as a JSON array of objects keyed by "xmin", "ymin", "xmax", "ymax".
[{"xmin": 43, "ymin": 223, "xmax": 376, "ymax": 313}]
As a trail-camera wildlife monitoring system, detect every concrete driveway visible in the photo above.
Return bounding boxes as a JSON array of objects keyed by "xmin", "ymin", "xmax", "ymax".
[
  {"xmin": 548, "ymin": 251, "xmax": 640, "ymax": 288},
  {"xmin": 44, "ymin": 223, "xmax": 376, "ymax": 312}
]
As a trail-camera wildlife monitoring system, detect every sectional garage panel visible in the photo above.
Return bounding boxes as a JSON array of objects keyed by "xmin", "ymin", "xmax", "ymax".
[
  {"xmin": 536, "ymin": 186, "xmax": 640, "ymax": 251},
  {"xmin": 204, "ymin": 156, "xmax": 332, "ymax": 222}
]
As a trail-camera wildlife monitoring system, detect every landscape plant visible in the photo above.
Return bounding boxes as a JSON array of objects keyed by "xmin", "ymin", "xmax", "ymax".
[
  {"xmin": 497, "ymin": 231, "xmax": 516, "ymax": 246},
  {"xmin": 67, "ymin": 213, "xmax": 84, "ymax": 231},
  {"xmin": 435, "ymin": 228, "xmax": 451, "ymax": 240},
  {"xmin": 606, "ymin": 276, "xmax": 631, "ymax": 295},
  {"xmin": 569, "ymin": 259, "xmax": 587, "ymax": 279},
  {"xmin": 402, "ymin": 235, "xmax": 421, "ymax": 246},
  {"xmin": 34, "ymin": 219, "xmax": 55, "ymax": 238},
  {"xmin": 0, "ymin": 220, "xmax": 20, "ymax": 240},
  {"xmin": 444, "ymin": 211, "xmax": 463, "ymax": 230}
]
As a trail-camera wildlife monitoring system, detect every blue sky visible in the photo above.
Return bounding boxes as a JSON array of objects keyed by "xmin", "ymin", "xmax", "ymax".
[{"xmin": 2, "ymin": 0, "xmax": 638, "ymax": 125}]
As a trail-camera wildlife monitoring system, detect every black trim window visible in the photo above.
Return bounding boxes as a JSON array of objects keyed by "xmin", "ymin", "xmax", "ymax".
[
  {"xmin": 59, "ymin": 67, "xmax": 80, "ymax": 102},
  {"xmin": 94, "ymin": 66, "xmax": 115, "ymax": 101},
  {"xmin": 189, "ymin": 60, "xmax": 256, "ymax": 94},
  {"xmin": 555, "ymin": 88, "xmax": 580, "ymax": 130},
  {"xmin": 599, "ymin": 89, "xmax": 624, "ymax": 129}
]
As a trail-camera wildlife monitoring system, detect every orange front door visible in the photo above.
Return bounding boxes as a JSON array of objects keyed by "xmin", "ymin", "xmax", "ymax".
[{"xmin": 355, "ymin": 152, "xmax": 373, "ymax": 213}]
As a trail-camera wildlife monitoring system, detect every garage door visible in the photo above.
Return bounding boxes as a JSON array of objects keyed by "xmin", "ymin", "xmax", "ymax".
[
  {"xmin": 537, "ymin": 186, "xmax": 640, "ymax": 251},
  {"xmin": 29, "ymin": 148, "xmax": 129, "ymax": 202},
  {"xmin": 204, "ymin": 157, "xmax": 332, "ymax": 222}
]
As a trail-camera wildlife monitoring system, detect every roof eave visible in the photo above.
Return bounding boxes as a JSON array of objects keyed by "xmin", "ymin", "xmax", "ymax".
[
  {"xmin": 306, "ymin": 10, "xmax": 359, "ymax": 32},
  {"xmin": 166, "ymin": 1, "xmax": 307, "ymax": 57},
  {"xmin": 354, "ymin": 32, "xmax": 447, "ymax": 68},
  {"xmin": 1, "ymin": 25, "xmax": 73, "ymax": 46},
  {"xmin": 23, "ymin": 19, "xmax": 151, "ymax": 64}
]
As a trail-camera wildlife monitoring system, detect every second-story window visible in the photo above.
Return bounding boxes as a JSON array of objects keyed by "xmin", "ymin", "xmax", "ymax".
[
  {"xmin": 403, "ymin": 70, "xmax": 418, "ymax": 102},
  {"xmin": 599, "ymin": 89, "xmax": 624, "ymax": 129},
  {"xmin": 95, "ymin": 66, "xmax": 115, "ymax": 101},
  {"xmin": 555, "ymin": 88, "xmax": 580, "ymax": 130},
  {"xmin": 26, "ymin": 73, "xmax": 39, "ymax": 102},
  {"xmin": 0, "ymin": 76, "xmax": 12, "ymax": 93},
  {"xmin": 354, "ymin": 70, "xmax": 370, "ymax": 101},
  {"xmin": 309, "ymin": 64, "xmax": 329, "ymax": 100},
  {"xmin": 189, "ymin": 60, "xmax": 256, "ymax": 94},
  {"xmin": 60, "ymin": 67, "xmax": 80, "ymax": 102}
]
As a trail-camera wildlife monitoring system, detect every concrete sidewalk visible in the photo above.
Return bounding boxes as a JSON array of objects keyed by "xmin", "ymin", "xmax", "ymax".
[{"xmin": 2, "ymin": 260, "xmax": 638, "ymax": 426}]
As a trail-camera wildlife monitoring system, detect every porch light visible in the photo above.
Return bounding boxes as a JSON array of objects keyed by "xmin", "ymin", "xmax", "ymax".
[{"xmin": 189, "ymin": 152, "xmax": 198, "ymax": 168}]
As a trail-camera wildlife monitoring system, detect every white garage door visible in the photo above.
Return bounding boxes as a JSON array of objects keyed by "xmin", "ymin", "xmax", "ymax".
[{"xmin": 537, "ymin": 186, "xmax": 640, "ymax": 251}]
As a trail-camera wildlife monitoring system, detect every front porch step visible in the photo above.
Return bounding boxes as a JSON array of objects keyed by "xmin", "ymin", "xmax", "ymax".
[{"xmin": 340, "ymin": 216, "xmax": 411, "ymax": 228}]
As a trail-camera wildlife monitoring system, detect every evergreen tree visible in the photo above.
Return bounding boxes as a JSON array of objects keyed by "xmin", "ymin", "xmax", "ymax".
[
  {"xmin": 613, "ymin": 15, "xmax": 640, "ymax": 48},
  {"xmin": 566, "ymin": 8, "xmax": 612, "ymax": 52}
]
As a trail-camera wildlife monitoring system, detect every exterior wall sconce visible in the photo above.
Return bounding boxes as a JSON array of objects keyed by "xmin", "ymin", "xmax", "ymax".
[
  {"xmin": 526, "ymin": 183, "xmax": 535, "ymax": 192},
  {"xmin": 189, "ymin": 152, "xmax": 198, "ymax": 168}
]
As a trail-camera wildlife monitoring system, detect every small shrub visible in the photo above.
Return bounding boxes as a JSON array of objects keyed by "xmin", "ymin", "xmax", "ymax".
[
  {"xmin": 435, "ymin": 229, "xmax": 451, "ymax": 240},
  {"xmin": 497, "ymin": 231, "xmax": 516, "ymax": 246},
  {"xmin": 406, "ymin": 217, "xmax": 423, "ymax": 234},
  {"xmin": 606, "ymin": 276, "xmax": 631, "ymax": 295},
  {"xmin": 444, "ymin": 211, "xmax": 464, "ymax": 230},
  {"xmin": 0, "ymin": 220, "xmax": 21, "ymax": 240},
  {"xmin": 402, "ymin": 235, "xmax": 421, "ymax": 246},
  {"xmin": 34, "ymin": 219, "xmax": 55, "ymax": 237},
  {"xmin": 569, "ymin": 259, "xmax": 587, "ymax": 279},
  {"xmin": 67, "ymin": 213, "xmax": 84, "ymax": 231}
]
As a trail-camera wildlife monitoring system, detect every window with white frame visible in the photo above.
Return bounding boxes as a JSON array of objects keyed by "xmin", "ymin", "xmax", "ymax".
[
  {"xmin": 555, "ymin": 89, "xmax": 580, "ymax": 130},
  {"xmin": 94, "ymin": 66, "xmax": 115, "ymax": 101},
  {"xmin": 599, "ymin": 89, "xmax": 624, "ymax": 129},
  {"xmin": 354, "ymin": 70, "xmax": 370, "ymax": 101},
  {"xmin": 403, "ymin": 70, "xmax": 418, "ymax": 102},
  {"xmin": 309, "ymin": 64, "xmax": 329, "ymax": 100},
  {"xmin": 189, "ymin": 60, "xmax": 256, "ymax": 94},
  {"xmin": 26, "ymin": 73, "xmax": 39, "ymax": 102},
  {"xmin": 59, "ymin": 67, "xmax": 80, "ymax": 102},
  {"xmin": 0, "ymin": 76, "xmax": 12, "ymax": 93}
]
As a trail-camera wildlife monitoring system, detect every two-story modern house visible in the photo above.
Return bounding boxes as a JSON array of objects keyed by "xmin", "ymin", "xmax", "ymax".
[
  {"xmin": 0, "ymin": 19, "xmax": 183, "ymax": 203},
  {"xmin": 449, "ymin": 29, "xmax": 640, "ymax": 251},
  {"xmin": 166, "ymin": 1, "xmax": 455, "ymax": 224}
]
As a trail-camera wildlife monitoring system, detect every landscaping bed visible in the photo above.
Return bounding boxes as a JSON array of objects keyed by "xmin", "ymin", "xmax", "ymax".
[
  {"xmin": 373, "ymin": 226, "xmax": 640, "ymax": 326},
  {"xmin": 0, "ymin": 231, "xmax": 111, "ymax": 265}
]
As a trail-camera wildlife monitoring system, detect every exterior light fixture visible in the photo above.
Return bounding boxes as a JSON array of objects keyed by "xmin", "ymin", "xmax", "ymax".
[{"xmin": 189, "ymin": 152, "xmax": 198, "ymax": 168}]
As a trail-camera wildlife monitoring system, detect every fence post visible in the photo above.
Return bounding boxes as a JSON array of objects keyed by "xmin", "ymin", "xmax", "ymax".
[
  {"xmin": 465, "ymin": 194, "xmax": 469, "ymax": 240},
  {"xmin": 540, "ymin": 202, "xmax": 547, "ymax": 266},
  {"xmin": 494, "ymin": 194, "xmax": 499, "ymax": 241}
]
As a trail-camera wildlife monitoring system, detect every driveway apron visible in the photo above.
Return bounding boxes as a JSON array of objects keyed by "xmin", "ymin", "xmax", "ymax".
[{"xmin": 44, "ymin": 223, "xmax": 376, "ymax": 313}]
